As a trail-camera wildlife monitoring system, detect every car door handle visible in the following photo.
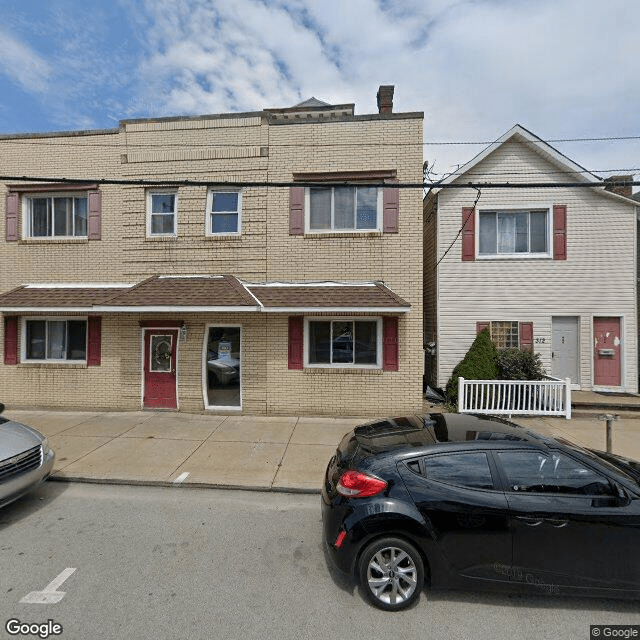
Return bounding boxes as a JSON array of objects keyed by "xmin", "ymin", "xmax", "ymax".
[
  {"xmin": 515, "ymin": 516, "xmax": 543, "ymax": 526},
  {"xmin": 547, "ymin": 519, "xmax": 568, "ymax": 528}
]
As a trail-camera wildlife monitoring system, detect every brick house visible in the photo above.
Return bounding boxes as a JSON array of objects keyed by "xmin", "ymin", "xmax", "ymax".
[
  {"xmin": 0, "ymin": 86, "xmax": 425, "ymax": 416},
  {"xmin": 424, "ymin": 124, "xmax": 638, "ymax": 393}
]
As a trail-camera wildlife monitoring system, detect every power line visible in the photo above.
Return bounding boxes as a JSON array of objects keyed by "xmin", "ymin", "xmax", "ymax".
[{"xmin": 3, "ymin": 175, "xmax": 639, "ymax": 189}]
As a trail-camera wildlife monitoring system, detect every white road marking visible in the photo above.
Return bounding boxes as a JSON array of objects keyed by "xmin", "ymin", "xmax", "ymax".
[
  {"xmin": 20, "ymin": 568, "xmax": 76, "ymax": 604},
  {"xmin": 173, "ymin": 472, "xmax": 190, "ymax": 484}
]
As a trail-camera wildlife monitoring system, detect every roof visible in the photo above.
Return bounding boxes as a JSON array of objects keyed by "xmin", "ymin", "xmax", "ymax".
[
  {"xmin": 245, "ymin": 281, "xmax": 410, "ymax": 312},
  {"xmin": 0, "ymin": 277, "xmax": 410, "ymax": 314},
  {"xmin": 437, "ymin": 124, "xmax": 600, "ymax": 188},
  {"xmin": 292, "ymin": 97, "xmax": 331, "ymax": 108}
]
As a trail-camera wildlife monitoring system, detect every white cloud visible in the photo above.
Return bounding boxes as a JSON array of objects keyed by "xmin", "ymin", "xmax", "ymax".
[{"xmin": 0, "ymin": 27, "xmax": 52, "ymax": 94}]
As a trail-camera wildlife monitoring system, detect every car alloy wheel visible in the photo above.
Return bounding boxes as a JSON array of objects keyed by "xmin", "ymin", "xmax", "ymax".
[{"xmin": 358, "ymin": 537, "xmax": 424, "ymax": 611}]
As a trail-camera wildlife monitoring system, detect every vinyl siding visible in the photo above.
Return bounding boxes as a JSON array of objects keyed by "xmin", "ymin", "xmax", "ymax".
[{"xmin": 434, "ymin": 138, "xmax": 637, "ymax": 391}]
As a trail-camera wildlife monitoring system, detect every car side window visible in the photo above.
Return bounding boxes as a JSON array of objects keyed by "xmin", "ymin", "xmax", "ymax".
[
  {"xmin": 496, "ymin": 450, "xmax": 614, "ymax": 496},
  {"xmin": 421, "ymin": 452, "xmax": 494, "ymax": 490}
]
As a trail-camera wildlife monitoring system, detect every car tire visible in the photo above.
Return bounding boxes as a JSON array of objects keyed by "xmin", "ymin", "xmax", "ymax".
[{"xmin": 357, "ymin": 537, "xmax": 424, "ymax": 611}]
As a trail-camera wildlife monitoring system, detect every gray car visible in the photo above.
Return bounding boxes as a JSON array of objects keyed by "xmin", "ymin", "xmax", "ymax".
[{"xmin": 0, "ymin": 403, "xmax": 55, "ymax": 507}]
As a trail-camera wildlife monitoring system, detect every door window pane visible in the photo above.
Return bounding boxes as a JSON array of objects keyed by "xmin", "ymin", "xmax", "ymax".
[
  {"xmin": 206, "ymin": 326, "xmax": 241, "ymax": 408},
  {"xmin": 424, "ymin": 452, "xmax": 494, "ymax": 489},
  {"xmin": 497, "ymin": 451, "xmax": 613, "ymax": 495},
  {"xmin": 150, "ymin": 335, "xmax": 172, "ymax": 372}
]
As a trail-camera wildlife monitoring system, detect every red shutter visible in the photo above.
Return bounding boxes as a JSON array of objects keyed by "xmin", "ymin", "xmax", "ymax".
[
  {"xmin": 4, "ymin": 316, "xmax": 18, "ymax": 365},
  {"xmin": 383, "ymin": 179, "xmax": 399, "ymax": 233},
  {"xmin": 289, "ymin": 187, "xmax": 304, "ymax": 235},
  {"xmin": 288, "ymin": 316, "xmax": 303, "ymax": 369},
  {"xmin": 87, "ymin": 316, "xmax": 101, "ymax": 366},
  {"xmin": 476, "ymin": 322, "xmax": 490, "ymax": 335},
  {"xmin": 88, "ymin": 190, "xmax": 101, "ymax": 240},
  {"xmin": 553, "ymin": 205, "xmax": 566, "ymax": 260},
  {"xmin": 6, "ymin": 192, "xmax": 19, "ymax": 241},
  {"xmin": 461, "ymin": 207, "xmax": 475, "ymax": 261},
  {"xmin": 383, "ymin": 316, "xmax": 399, "ymax": 371},
  {"xmin": 519, "ymin": 322, "xmax": 533, "ymax": 352}
]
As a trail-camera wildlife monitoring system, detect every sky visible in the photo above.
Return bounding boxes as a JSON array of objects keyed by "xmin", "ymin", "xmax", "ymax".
[{"xmin": 0, "ymin": 0, "xmax": 638, "ymax": 181}]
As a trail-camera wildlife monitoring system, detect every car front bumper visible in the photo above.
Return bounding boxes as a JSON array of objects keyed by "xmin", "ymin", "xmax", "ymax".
[{"xmin": 0, "ymin": 446, "xmax": 55, "ymax": 508}]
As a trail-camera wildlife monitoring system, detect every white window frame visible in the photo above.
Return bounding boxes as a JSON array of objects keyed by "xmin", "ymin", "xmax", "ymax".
[
  {"xmin": 304, "ymin": 186, "xmax": 383, "ymax": 233},
  {"xmin": 206, "ymin": 189, "xmax": 242, "ymax": 237},
  {"xmin": 303, "ymin": 317, "xmax": 382, "ymax": 369},
  {"xmin": 23, "ymin": 193, "xmax": 89, "ymax": 239},
  {"xmin": 146, "ymin": 190, "xmax": 178, "ymax": 238},
  {"xmin": 477, "ymin": 206, "xmax": 552, "ymax": 259},
  {"xmin": 21, "ymin": 317, "xmax": 88, "ymax": 363}
]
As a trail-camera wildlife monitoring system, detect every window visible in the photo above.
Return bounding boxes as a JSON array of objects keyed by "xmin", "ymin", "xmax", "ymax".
[
  {"xmin": 497, "ymin": 450, "xmax": 614, "ymax": 496},
  {"xmin": 422, "ymin": 452, "xmax": 495, "ymax": 490},
  {"xmin": 147, "ymin": 192, "xmax": 177, "ymax": 236},
  {"xmin": 490, "ymin": 321, "xmax": 519, "ymax": 349},
  {"xmin": 307, "ymin": 186, "xmax": 381, "ymax": 232},
  {"xmin": 26, "ymin": 195, "xmax": 88, "ymax": 238},
  {"xmin": 479, "ymin": 209, "xmax": 549, "ymax": 256},
  {"xmin": 207, "ymin": 190, "xmax": 241, "ymax": 235},
  {"xmin": 307, "ymin": 319, "xmax": 380, "ymax": 367},
  {"xmin": 24, "ymin": 319, "xmax": 87, "ymax": 361}
]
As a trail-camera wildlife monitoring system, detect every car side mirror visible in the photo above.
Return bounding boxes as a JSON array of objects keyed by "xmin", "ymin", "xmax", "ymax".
[
  {"xmin": 614, "ymin": 484, "xmax": 631, "ymax": 506},
  {"xmin": 0, "ymin": 402, "xmax": 4, "ymax": 414}
]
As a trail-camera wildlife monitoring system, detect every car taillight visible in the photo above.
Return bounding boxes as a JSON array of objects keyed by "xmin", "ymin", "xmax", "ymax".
[{"xmin": 336, "ymin": 470, "xmax": 387, "ymax": 498}]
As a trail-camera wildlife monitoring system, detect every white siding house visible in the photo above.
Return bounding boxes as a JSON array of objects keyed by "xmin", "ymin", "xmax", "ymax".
[{"xmin": 425, "ymin": 125, "xmax": 637, "ymax": 393}]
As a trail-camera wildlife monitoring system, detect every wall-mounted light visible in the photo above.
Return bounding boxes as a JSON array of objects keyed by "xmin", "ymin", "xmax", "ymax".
[{"xmin": 180, "ymin": 322, "xmax": 188, "ymax": 340}]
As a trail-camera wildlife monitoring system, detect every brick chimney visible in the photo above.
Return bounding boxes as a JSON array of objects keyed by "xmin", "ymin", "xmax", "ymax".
[
  {"xmin": 377, "ymin": 85, "xmax": 394, "ymax": 114},
  {"xmin": 604, "ymin": 175, "xmax": 633, "ymax": 198}
]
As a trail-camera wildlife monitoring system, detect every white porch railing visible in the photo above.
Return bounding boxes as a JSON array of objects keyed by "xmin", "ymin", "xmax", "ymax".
[{"xmin": 458, "ymin": 376, "xmax": 572, "ymax": 419}]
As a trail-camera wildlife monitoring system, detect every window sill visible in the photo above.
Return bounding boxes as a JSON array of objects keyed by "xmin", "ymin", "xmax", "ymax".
[
  {"xmin": 303, "ymin": 231, "xmax": 383, "ymax": 239},
  {"xmin": 205, "ymin": 235, "xmax": 242, "ymax": 241},
  {"xmin": 18, "ymin": 362, "xmax": 87, "ymax": 369},
  {"xmin": 20, "ymin": 237, "xmax": 89, "ymax": 245},
  {"xmin": 303, "ymin": 368, "xmax": 383, "ymax": 375},
  {"xmin": 476, "ymin": 254, "xmax": 552, "ymax": 260},
  {"xmin": 145, "ymin": 235, "xmax": 178, "ymax": 242}
]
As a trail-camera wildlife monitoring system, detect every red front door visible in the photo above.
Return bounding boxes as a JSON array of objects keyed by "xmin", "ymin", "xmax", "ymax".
[
  {"xmin": 593, "ymin": 317, "xmax": 622, "ymax": 387},
  {"xmin": 143, "ymin": 329, "xmax": 178, "ymax": 409}
]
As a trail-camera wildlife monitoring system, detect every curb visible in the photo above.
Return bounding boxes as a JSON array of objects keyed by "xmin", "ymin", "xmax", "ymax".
[{"xmin": 48, "ymin": 474, "xmax": 321, "ymax": 495}]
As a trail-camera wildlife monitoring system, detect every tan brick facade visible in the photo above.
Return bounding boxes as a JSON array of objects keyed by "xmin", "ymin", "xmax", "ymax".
[{"xmin": 0, "ymin": 96, "xmax": 424, "ymax": 416}]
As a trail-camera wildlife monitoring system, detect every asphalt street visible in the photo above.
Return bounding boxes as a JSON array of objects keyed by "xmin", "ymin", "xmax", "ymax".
[{"xmin": 0, "ymin": 482, "xmax": 638, "ymax": 640}]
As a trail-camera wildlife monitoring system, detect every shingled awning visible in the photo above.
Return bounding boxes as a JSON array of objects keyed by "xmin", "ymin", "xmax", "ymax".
[
  {"xmin": 0, "ymin": 276, "xmax": 410, "ymax": 313},
  {"xmin": 245, "ymin": 281, "xmax": 410, "ymax": 313}
]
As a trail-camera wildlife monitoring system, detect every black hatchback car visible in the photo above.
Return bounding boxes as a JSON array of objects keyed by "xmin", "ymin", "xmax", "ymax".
[{"xmin": 322, "ymin": 413, "xmax": 640, "ymax": 611}]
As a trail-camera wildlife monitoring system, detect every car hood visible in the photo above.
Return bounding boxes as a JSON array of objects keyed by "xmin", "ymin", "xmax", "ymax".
[{"xmin": 0, "ymin": 419, "xmax": 43, "ymax": 461}]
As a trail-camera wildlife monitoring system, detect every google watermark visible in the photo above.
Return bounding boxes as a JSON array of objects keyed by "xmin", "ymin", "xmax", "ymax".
[
  {"xmin": 5, "ymin": 619, "xmax": 63, "ymax": 639},
  {"xmin": 591, "ymin": 627, "xmax": 640, "ymax": 639}
]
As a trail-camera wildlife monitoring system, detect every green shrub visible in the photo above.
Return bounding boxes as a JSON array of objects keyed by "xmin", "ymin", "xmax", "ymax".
[
  {"xmin": 445, "ymin": 329, "xmax": 498, "ymax": 402},
  {"xmin": 497, "ymin": 348, "xmax": 545, "ymax": 380}
]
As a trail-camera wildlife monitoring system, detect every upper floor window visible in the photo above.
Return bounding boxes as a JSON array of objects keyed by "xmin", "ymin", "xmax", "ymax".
[
  {"xmin": 26, "ymin": 195, "xmax": 88, "ymax": 238},
  {"xmin": 23, "ymin": 318, "xmax": 87, "ymax": 362},
  {"xmin": 147, "ymin": 191, "xmax": 177, "ymax": 237},
  {"xmin": 308, "ymin": 186, "xmax": 381, "ymax": 232},
  {"xmin": 207, "ymin": 190, "xmax": 241, "ymax": 235},
  {"xmin": 478, "ymin": 209, "xmax": 549, "ymax": 257}
]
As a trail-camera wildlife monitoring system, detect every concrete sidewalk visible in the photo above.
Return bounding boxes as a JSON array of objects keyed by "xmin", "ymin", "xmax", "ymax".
[{"xmin": 4, "ymin": 408, "xmax": 640, "ymax": 494}]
